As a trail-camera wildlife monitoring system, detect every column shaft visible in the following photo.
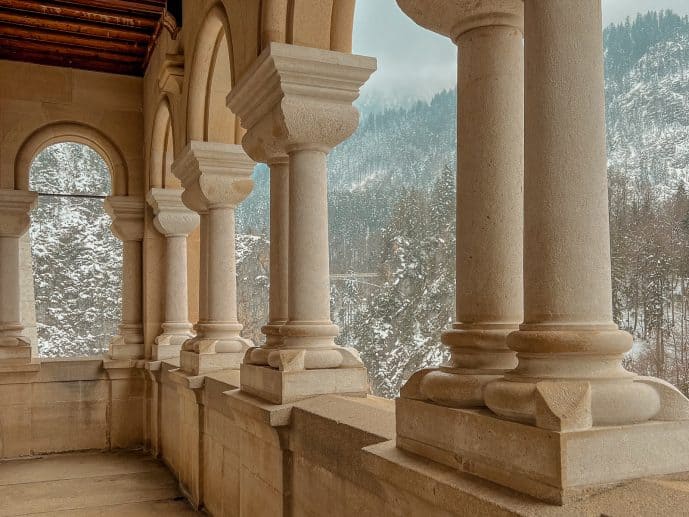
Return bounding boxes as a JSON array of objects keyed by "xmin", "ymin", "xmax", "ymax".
[
  {"xmin": 165, "ymin": 234, "xmax": 190, "ymax": 326},
  {"xmin": 286, "ymin": 149, "xmax": 332, "ymax": 326},
  {"xmin": 455, "ymin": 25, "xmax": 523, "ymax": 330},
  {"xmin": 121, "ymin": 239, "xmax": 143, "ymax": 329},
  {"xmin": 522, "ymin": 0, "xmax": 612, "ymax": 327},
  {"xmin": 267, "ymin": 159, "xmax": 289, "ymax": 332},
  {"xmin": 0, "ymin": 236, "xmax": 22, "ymax": 333},
  {"xmin": 198, "ymin": 212, "xmax": 209, "ymax": 324},
  {"xmin": 207, "ymin": 205, "xmax": 239, "ymax": 325}
]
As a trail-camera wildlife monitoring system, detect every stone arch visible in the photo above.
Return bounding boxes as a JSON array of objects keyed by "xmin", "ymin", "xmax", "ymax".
[
  {"xmin": 149, "ymin": 97, "xmax": 178, "ymax": 189},
  {"xmin": 14, "ymin": 122, "xmax": 128, "ymax": 195},
  {"xmin": 186, "ymin": 3, "xmax": 238, "ymax": 145},
  {"xmin": 259, "ymin": 0, "xmax": 355, "ymax": 52}
]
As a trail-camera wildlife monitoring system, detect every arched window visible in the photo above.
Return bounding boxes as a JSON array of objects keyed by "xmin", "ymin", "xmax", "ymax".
[{"xmin": 29, "ymin": 142, "xmax": 123, "ymax": 357}]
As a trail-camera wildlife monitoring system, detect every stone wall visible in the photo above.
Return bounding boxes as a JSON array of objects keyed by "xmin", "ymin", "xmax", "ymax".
[
  {"xmin": 0, "ymin": 359, "xmax": 144, "ymax": 459},
  {"xmin": 0, "ymin": 59, "xmax": 144, "ymax": 195}
]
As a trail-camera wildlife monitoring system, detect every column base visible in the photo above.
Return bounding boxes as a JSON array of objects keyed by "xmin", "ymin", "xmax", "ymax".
[
  {"xmin": 180, "ymin": 348, "xmax": 245, "ymax": 375},
  {"xmin": 152, "ymin": 330, "xmax": 194, "ymax": 360},
  {"xmin": 0, "ymin": 336, "xmax": 32, "ymax": 365},
  {"xmin": 396, "ymin": 396, "xmax": 689, "ymax": 504},
  {"xmin": 240, "ymin": 363, "xmax": 369, "ymax": 404},
  {"xmin": 108, "ymin": 335, "xmax": 144, "ymax": 360},
  {"xmin": 401, "ymin": 367, "xmax": 505, "ymax": 408}
]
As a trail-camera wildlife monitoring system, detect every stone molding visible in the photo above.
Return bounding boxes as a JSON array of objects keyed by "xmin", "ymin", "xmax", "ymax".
[
  {"xmin": 104, "ymin": 196, "xmax": 144, "ymax": 242},
  {"xmin": 172, "ymin": 140, "xmax": 255, "ymax": 210},
  {"xmin": 158, "ymin": 53, "xmax": 184, "ymax": 95},
  {"xmin": 0, "ymin": 189, "xmax": 37, "ymax": 237},
  {"xmin": 146, "ymin": 188, "xmax": 199, "ymax": 237}
]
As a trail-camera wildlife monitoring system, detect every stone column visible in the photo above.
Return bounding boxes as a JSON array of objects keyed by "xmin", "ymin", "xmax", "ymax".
[
  {"xmin": 484, "ymin": 0, "xmax": 689, "ymax": 430},
  {"xmin": 393, "ymin": 0, "xmax": 689, "ymax": 505},
  {"xmin": 172, "ymin": 141, "xmax": 255, "ymax": 375},
  {"xmin": 228, "ymin": 42, "xmax": 376, "ymax": 404},
  {"xmin": 146, "ymin": 188, "xmax": 199, "ymax": 360},
  {"xmin": 397, "ymin": 0, "xmax": 523, "ymax": 408},
  {"xmin": 0, "ymin": 189, "xmax": 37, "ymax": 367},
  {"xmin": 104, "ymin": 196, "xmax": 145, "ymax": 360},
  {"xmin": 245, "ymin": 156, "xmax": 289, "ymax": 365}
]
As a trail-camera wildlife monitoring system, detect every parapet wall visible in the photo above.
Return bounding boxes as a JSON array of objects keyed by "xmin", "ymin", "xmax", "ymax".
[
  {"xmin": 3, "ymin": 358, "xmax": 689, "ymax": 516},
  {"xmin": 0, "ymin": 359, "xmax": 144, "ymax": 458}
]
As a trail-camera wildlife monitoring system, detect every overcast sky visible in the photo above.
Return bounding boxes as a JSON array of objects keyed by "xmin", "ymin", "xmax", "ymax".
[{"xmin": 353, "ymin": 0, "xmax": 689, "ymax": 100}]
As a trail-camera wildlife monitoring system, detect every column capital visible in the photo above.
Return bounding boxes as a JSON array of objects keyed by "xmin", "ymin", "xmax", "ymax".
[
  {"xmin": 146, "ymin": 188, "xmax": 199, "ymax": 237},
  {"xmin": 172, "ymin": 141, "xmax": 255, "ymax": 210},
  {"xmin": 227, "ymin": 42, "xmax": 376, "ymax": 158},
  {"xmin": 0, "ymin": 189, "xmax": 37, "ymax": 237},
  {"xmin": 396, "ymin": 0, "xmax": 523, "ymax": 41},
  {"xmin": 104, "ymin": 196, "xmax": 144, "ymax": 242}
]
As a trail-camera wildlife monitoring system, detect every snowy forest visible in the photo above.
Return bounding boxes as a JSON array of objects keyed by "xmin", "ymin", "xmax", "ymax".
[
  {"xmin": 30, "ymin": 10, "xmax": 689, "ymax": 399},
  {"xmin": 29, "ymin": 143, "xmax": 122, "ymax": 357}
]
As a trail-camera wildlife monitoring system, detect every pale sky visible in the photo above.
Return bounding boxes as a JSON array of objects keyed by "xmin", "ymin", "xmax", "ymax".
[{"xmin": 353, "ymin": 0, "xmax": 689, "ymax": 101}]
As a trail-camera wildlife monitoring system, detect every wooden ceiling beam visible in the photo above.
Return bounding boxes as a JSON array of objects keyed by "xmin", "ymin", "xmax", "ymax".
[
  {"xmin": 0, "ymin": 0, "xmax": 158, "ymax": 29},
  {"xmin": 52, "ymin": 0, "xmax": 165, "ymax": 16},
  {"xmin": 0, "ymin": 23, "xmax": 148, "ymax": 55},
  {"xmin": 0, "ymin": 47, "xmax": 141, "ymax": 75},
  {"xmin": 0, "ymin": 36, "xmax": 143, "ymax": 63},
  {"xmin": 0, "ymin": 9, "xmax": 151, "ymax": 42}
]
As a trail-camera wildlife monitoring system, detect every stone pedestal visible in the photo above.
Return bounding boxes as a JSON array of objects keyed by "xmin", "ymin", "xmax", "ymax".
[
  {"xmin": 227, "ymin": 42, "xmax": 376, "ymax": 404},
  {"xmin": 104, "ymin": 196, "xmax": 145, "ymax": 360},
  {"xmin": 0, "ymin": 189, "xmax": 38, "ymax": 366},
  {"xmin": 397, "ymin": 0, "xmax": 523, "ymax": 409},
  {"xmin": 396, "ymin": 0, "xmax": 689, "ymax": 505},
  {"xmin": 146, "ymin": 188, "xmax": 199, "ymax": 360},
  {"xmin": 172, "ymin": 141, "xmax": 255, "ymax": 375}
]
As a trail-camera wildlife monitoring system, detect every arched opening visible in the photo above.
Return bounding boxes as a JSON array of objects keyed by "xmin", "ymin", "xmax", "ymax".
[
  {"xmin": 28, "ymin": 142, "xmax": 123, "ymax": 357},
  {"xmin": 186, "ymin": 4, "xmax": 238, "ymax": 144},
  {"xmin": 150, "ymin": 98, "xmax": 178, "ymax": 189}
]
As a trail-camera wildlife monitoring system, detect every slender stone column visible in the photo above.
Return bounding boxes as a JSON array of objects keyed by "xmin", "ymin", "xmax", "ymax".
[
  {"xmin": 172, "ymin": 141, "xmax": 255, "ymax": 374},
  {"xmin": 146, "ymin": 188, "xmax": 199, "ymax": 360},
  {"xmin": 245, "ymin": 156, "xmax": 289, "ymax": 365},
  {"xmin": 397, "ymin": 0, "xmax": 523, "ymax": 408},
  {"xmin": 0, "ymin": 189, "xmax": 37, "ymax": 366},
  {"xmin": 228, "ymin": 42, "xmax": 376, "ymax": 404},
  {"xmin": 484, "ymin": 0, "xmax": 689, "ymax": 430},
  {"xmin": 104, "ymin": 196, "xmax": 145, "ymax": 360}
]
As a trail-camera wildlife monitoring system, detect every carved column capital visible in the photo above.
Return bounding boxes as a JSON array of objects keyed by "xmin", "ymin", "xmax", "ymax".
[
  {"xmin": 104, "ymin": 196, "xmax": 144, "ymax": 242},
  {"xmin": 0, "ymin": 189, "xmax": 37, "ymax": 237},
  {"xmin": 146, "ymin": 188, "xmax": 199, "ymax": 237},
  {"xmin": 172, "ymin": 141, "xmax": 255, "ymax": 210},
  {"xmin": 396, "ymin": 0, "xmax": 523, "ymax": 40},
  {"xmin": 227, "ymin": 42, "xmax": 376, "ymax": 157}
]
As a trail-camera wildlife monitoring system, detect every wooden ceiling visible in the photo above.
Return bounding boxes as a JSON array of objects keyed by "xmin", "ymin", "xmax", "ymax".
[{"xmin": 0, "ymin": 0, "xmax": 171, "ymax": 76}]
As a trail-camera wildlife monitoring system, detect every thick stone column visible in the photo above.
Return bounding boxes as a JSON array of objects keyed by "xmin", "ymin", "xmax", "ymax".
[
  {"xmin": 484, "ymin": 0, "xmax": 689, "ymax": 429},
  {"xmin": 228, "ymin": 42, "xmax": 376, "ymax": 404},
  {"xmin": 0, "ymin": 189, "xmax": 37, "ymax": 367},
  {"xmin": 397, "ymin": 0, "xmax": 523, "ymax": 408},
  {"xmin": 104, "ymin": 196, "xmax": 145, "ymax": 360},
  {"xmin": 172, "ymin": 141, "xmax": 255, "ymax": 374},
  {"xmin": 394, "ymin": 0, "xmax": 689, "ymax": 505},
  {"xmin": 146, "ymin": 188, "xmax": 199, "ymax": 360}
]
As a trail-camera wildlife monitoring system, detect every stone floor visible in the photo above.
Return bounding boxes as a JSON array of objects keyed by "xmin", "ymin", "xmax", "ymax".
[{"xmin": 0, "ymin": 450, "xmax": 200, "ymax": 516}]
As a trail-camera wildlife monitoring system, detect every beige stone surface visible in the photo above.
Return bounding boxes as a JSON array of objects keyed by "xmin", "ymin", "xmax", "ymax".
[{"xmin": 0, "ymin": 450, "xmax": 199, "ymax": 516}]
